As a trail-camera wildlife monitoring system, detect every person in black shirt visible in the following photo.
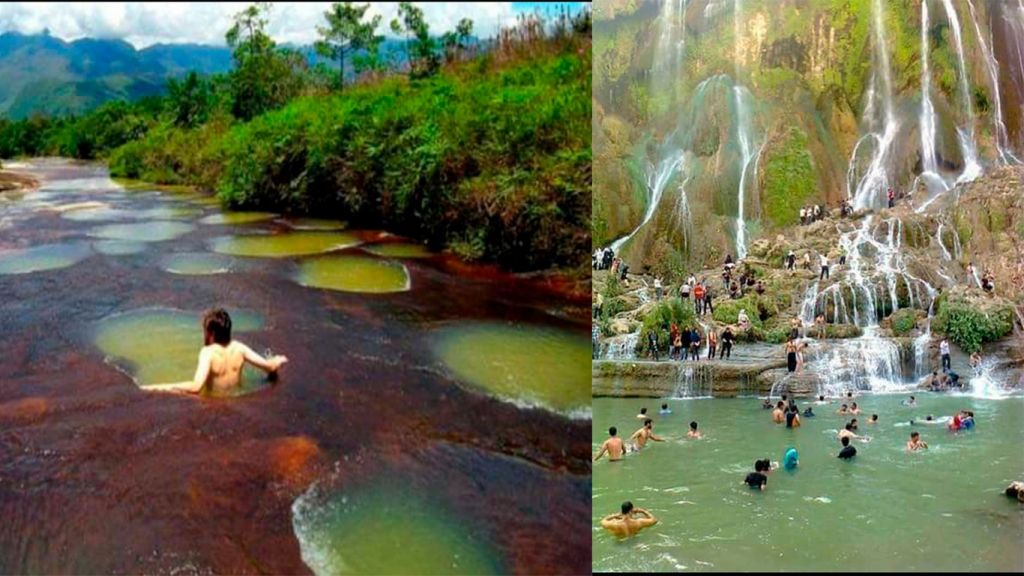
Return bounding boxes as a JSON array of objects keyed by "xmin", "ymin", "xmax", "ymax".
[
  {"xmin": 837, "ymin": 435, "xmax": 857, "ymax": 459},
  {"xmin": 719, "ymin": 326, "xmax": 735, "ymax": 359},
  {"xmin": 744, "ymin": 459, "xmax": 769, "ymax": 491}
]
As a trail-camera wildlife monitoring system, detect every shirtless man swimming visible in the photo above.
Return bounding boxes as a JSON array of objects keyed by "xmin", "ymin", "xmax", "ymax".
[
  {"xmin": 630, "ymin": 419, "xmax": 665, "ymax": 450},
  {"xmin": 906, "ymin": 431, "xmax": 928, "ymax": 452},
  {"xmin": 599, "ymin": 501, "xmax": 658, "ymax": 537},
  {"xmin": 594, "ymin": 426, "xmax": 626, "ymax": 462},
  {"xmin": 772, "ymin": 401, "xmax": 786, "ymax": 424},
  {"xmin": 146, "ymin": 308, "xmax": 288, "ymax": 395}
]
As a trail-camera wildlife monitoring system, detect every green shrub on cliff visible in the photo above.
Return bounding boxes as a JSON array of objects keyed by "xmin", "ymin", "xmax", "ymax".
[
  {"xmin": 889, "ymin": 308, "xmax": 918, "ymax": 336},
  {"xmin": 761, "ymin": 126, "xmax": 816, "ymax": 229},
  {"xmin": 712, "ymin": 295, "xmax": 764, "ymax": 329},
  {"xmin": 639, "ymin": 299, "xmax": 698, "ymax": 352},
  {"xmin": 932, "ymin": 295, "xmax": 1014, "ymax": 354}
]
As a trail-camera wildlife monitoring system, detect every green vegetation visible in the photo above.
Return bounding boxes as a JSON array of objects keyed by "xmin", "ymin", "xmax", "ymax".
[
  {"xmin": 889, "ymin": 308, "xmax": 918, "ymax": 336},
  {"xmin": 932, "ymin": 294, "xmax": 1014, "ymax": 354},
  {"xmin": 1, "ymin": 3, "xmax": 592, "ymax": 272},
  {"xmin": 761, "ymin": 126, "xmax": 816, "ymax": 229},
  {"xmin": 639, "ymin": 299, "xmax": 697, "ymax": 353}
]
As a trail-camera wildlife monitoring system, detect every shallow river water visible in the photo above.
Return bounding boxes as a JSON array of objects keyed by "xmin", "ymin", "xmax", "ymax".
[
  {"xmin": 592, "ymin": 394, "xmax": 1024, "ymax": 572},
  {"xmin": 0, "ymin": 159, "xmax": 590, "ymax": 574}
]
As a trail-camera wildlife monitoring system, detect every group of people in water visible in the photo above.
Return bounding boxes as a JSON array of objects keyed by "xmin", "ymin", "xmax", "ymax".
[{"xmin": 596, "ymin": 389, "xmax": 982, "ymax": 538}]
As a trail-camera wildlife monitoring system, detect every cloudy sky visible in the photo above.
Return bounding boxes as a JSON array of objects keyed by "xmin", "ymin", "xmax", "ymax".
[{"xmin": 0, "ymin": 2, "xmax": 584, "ymax": 48}]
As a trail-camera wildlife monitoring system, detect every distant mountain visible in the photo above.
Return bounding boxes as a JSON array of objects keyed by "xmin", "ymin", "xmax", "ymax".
[{"xmin": 0, "ymin": 31, "xmax": 232, "ymax": 119}]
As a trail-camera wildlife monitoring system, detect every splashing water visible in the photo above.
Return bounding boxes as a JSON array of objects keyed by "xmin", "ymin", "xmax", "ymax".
[{"xmin": 603, "ymin": 332, "xmax": 640, "ymax": 360}]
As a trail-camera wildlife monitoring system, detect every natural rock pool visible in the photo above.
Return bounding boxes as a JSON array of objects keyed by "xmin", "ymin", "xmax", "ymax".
[
  {"xmin": 592, "ymin": 394, "xmax": 1024, "ymax": 572},
  {"xmin": 0, "ymin": 159, "xmax": 590, "ymax": 574}
]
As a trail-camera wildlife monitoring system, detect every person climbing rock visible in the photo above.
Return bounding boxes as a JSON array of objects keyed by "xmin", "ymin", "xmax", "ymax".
[
  {"xmin": 803, "ymin": 252, "xmax": 812, "ymax": 270},
  {"xmin": 680, "ymin": 280, "xmax": 691, "ymax": 301},
  {"xmin": 815, "ymin": 314, "xmax": 826, "ymax": 339},
  {"xmin": 819, "ymin": 253, "xmax": 830, "ymax": 280},
  {"xmin": 839, "ymin": 246, "xmax": 847, "ymax": 267},
  {"xmin": 799, "ymin": 206, "xmax": 806, "ymax": 225}
]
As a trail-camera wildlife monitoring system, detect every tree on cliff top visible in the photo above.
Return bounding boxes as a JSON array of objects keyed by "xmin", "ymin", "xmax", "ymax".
[{"xmin": 314, "ymin": 2, "xmax": 384, "ymax": 90}]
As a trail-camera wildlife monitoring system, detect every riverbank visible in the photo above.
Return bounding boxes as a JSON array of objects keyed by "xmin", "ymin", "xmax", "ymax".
[{"xmin": 0, "ymin": 168, "xmax": 37, "ymax": 193}]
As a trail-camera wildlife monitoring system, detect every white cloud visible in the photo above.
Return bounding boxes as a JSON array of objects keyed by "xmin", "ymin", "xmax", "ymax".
[{"xmin": 0, "ymin": 2, "xmax": 522, "ymax": 48}]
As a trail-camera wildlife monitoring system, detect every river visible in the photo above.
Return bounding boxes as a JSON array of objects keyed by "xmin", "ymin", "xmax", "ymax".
[{"xmin": 0, "ymin": 158, "xmax": 591, "ymax": 574}]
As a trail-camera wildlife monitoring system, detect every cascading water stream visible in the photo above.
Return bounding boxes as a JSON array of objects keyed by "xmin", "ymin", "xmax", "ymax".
[
  {"xmin": 732, "ymin": 86, "xmax": 758, "ymax": 259},
  {"xmin": 849, "ymin": 0, "xmax": 898, "ymax": 210},
  {"xmin": 602, "ymin": 331, "xmax": 640, "ymax": 360},
  {"xmin": 939, "ymin": 0, "xmax": 983, "ymax": 184},
  {"xmin": 610, "ymin": 153, "xmax": 685, "ymax": 252},
  {"xmin": 919, "ymin": 0, "xmax": 944, "ymax": 188},
  {"xmin": 966, "ymin": 0, "xmax": 1020, "ymax": 164}
]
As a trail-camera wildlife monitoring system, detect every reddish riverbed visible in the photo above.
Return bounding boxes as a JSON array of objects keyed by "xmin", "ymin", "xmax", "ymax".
[{"xmin": 0, "ymin": 159, "xmax": 590, "ymax": 574}]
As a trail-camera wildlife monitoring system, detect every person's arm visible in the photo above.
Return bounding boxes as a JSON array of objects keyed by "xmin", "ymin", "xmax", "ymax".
[
  {"xmin": 599, "ymin": 514, "xmax": 622, "ymax": 529},
  {"xmin": 593, "ymin": 443, "xmax": 607, "ymax": 462},
  {"xmin": 649, "ymin": 432, "xmax": 665, "ymax": 442},
  {"xmin": 633, "ymin": 509, "xmax": 659, "ymax": 527},
  {"xmin": 145, "ymin": 348, "xmax": 211, "ymax": 394},
  {"xmin": 239, "ymin": 343, "xmax": 288, "ymax": 374}
]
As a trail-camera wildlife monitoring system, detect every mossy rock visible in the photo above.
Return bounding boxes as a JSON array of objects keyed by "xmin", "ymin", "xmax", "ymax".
[
  {"xmin": 932, "ymin": 290, "xmax": 1015, "ymax": 354},
  {"xmin": 886, "ymin": 308, "xmax": 919, "ymax": 336}
]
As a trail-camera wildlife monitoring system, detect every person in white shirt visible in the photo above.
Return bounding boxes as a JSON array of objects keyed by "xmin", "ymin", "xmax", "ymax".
[
  {"xmin": 819, "ymin": 253, "xmax": 829, "ymax": 280},
  {"xmin": 940, "ymin": 339, "xmax": 951, "ymax": 372}
]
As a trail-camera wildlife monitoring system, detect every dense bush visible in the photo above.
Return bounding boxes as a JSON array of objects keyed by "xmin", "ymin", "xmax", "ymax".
[
  {"xmin": 932, "ymin": 296, "xmax": 1014, "ymax": 354},
  {"xmin": 889, "ymin": 308, "xmax": 918, "ymax": 336},
  {"xmin": 638, "ymin": 299, "xmax": 698, "ymax": 353}
]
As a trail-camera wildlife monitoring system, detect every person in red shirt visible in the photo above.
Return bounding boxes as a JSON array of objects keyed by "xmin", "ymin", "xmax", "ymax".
[{"xmin": 693, "ymin": 282, "xmax": 706, "ymax": 315}]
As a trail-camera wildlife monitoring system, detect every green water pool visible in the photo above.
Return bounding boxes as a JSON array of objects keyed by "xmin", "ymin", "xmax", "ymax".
[
  {"xmin": 159, "ymin": 252, "xmax": 234, "ymax": 275},
  {"xmin": 592, "ymin": 395, "xmax": 1024, "ymax": 572},
  {"xmin": 93, "ymin": 308, "xmax": 268, "ymax": 395},
  {"xmin": 88, "ymin": 221, "xmax": 195, "ymax": 242},
  {"xmin": 362, "ymin": 243, "xmax": 433, "ymax": 258},
  {"xmin": 199, "ymin": 211, "xmax": 277, "ymax": 225},
  {"xmin": 209, "ymin": 232, "xmax": 361, "ymax": 258},
  {"xmin": 292, "ymin": 482, "xmax": 503, "ymax": 575},
  {"xmin": 295, "ymin": 255, "xmax": 410, "ymax": 293},
  {"xmin": 432, "ymin": 322, "xmax": 591, "ymax": 417},
  {"xmin": 0, "ymin": 243, "xmax": 92, "ymax": 274}
]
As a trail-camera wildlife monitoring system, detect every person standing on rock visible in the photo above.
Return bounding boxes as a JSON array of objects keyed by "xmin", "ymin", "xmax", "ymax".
[
  {"xmin": 703, "ymin": 283, "xmax": 714, "ymax": 315},
  {"xmin": 689, "ymin": 327, "xmax": 701, "ymax": 361},
  {"xmin": 887, "ymin": 187, "xmax": 895, "ymax": 208},
  {"xmin": 786, "ymin": 250, "xmax": 796, "ymax": 271},
  {"xmin": 839, "ymin": 246, "xmax": 847, "ymax": 267},
  {"xmin": 803, "ymin": 252, "xmax": 812, "ymax": 270},
  {"xmin": 670, "ymin": 323, "xmax": 681, "ymax": 360},
  {"xmin": 647, "ymin": 330, "xmax": 659, "ymax": 361},
  {"xmin": 654, "ymin": 277, "xmax": 663, "ymax": 301},
  {"xmin": 693, "ymin": 282, "xmax": 706, "ymax": 315},
  {"xmin": 680, "ymin": 279, "xmax": 691, "ymax": 302},
  {"xmin": 785, "ymin": 338, "xmax": 799, "ymax": 373},
  {"xmin": 594, "ymin": 292, "xmax": 603, "ymax": 320},
  {"xmin": 720, "ymin": 326, "xmax": 735, "ymax": 359},
  {"xmin": 676, "ymin": 327, "xmax": 687, "ymax": 362},
  {"xmin": 799, "ymin": 206, "xmax": 806, "ymax": 225},
  {"xmin": 813, "ymin": 204, "xmax": 821, "ymax": 221},
  {"xmin": 819, "ymin": 253, "xmax": 830, "ymax": 280},
  {"xmin": 707, "ymin": 329, "xmax": 718, "ymax": 360},
  {"xmin": 940, "ymin": 338, "xmax": 951, "ymax": 372}
]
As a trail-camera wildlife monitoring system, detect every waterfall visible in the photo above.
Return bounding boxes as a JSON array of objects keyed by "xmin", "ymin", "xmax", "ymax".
[
  {"xmin": 652, "ymin": 0, "xmax": 688, "ymax": 101},
  {"xmin": 848, "ymin": 0, "xmax": 899, "ymax": 210},
  {"xmin": 602, "ymin": 331, "xmax": 640, "ymax": 360},
  {"xmin": 610, "ymin": 153, "xmax": 685, "ymax": 252},
  {"xmin": 935, "ymin": 222, "xmax": 952, "ymax": 260},
  {"xmin": 799, "ymin": 281, "xmax": 820, "ymax": 326},
  {"xmin": 966, "ymin": 0, "xmax": 1020, "ymax": 164},
  {"xmin": 733, "ymin": 86, "xmax": 758, "ymax": 259},
  {"xmin": 672, "ymin": 364, "xmax": 712, "ymax": 398},
  {"xmin": 920, "ymin": 0, "xmax": 942, "ymax": 180},
  {"xmin": 912, "ymin": 286, "xmax": 938, "ymax": 380},
  {"xmin": 968, "ymin": 358, "xmax": 1013, "ymax": 398},
  {"xmin": 939, "ymin": 0, "xmax": 983, "ymax": 184}
]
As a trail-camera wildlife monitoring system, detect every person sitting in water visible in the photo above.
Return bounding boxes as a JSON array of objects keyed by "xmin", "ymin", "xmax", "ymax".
[
  {"xmin": 743, "ymin": 459, "xmax": 770, "ymax": 491},
  {"xmin": 836, "ymin": 403, "xmax": 849, "ymax": 415},
  {"xmin": 594, "ymin": 426, "xmax": 625, "ymax": 462},
  {"xmin": 629, "ymin": 419, "xmax": 665, "ymax": 450},
  {"xmin": 762, "ymin": 398, "xmax": 773, "ymax": 410},
  {"xmin": 783, "ymin": 447, "xmax": 799, "ymax": 470},
  {"xmin": 837, "ymin": 436, "xmax": 857, "ymax": 460},
  {"xmin": 904, "ymin": 395, "xmax": 916, "ymax": 407},
  {"xmin": 687, "ymin": 421, "xmax": 702, "ymax": 439},
  {"xmin": 837, "ymin": 423, "xmax": 869, "ymax": 442},
  {"xmin": 1005, "ymin": 481, "xmax": 1024, "ymax": 504},
  {"xmin": 600, "ymin": 501, "xmax": 658, "ymax": 538},
  {"xmin": 960, "ymin": 411, "xmax": 975, "ymax": 429},
  {"xmin": 802, "ymin": 405, "xmax": 815, "ymax": 417},
  {"xmin": 785, "ymin": 405, "xmax": 801, "ymax": 429},
  {"xmin": 146, "ymin": 308, "xmax": 287, "ymax": 395},
  {"xmin": 850, "ymin": 402, "xmax": 861, "ymax": 415},
  {"xmin": 816, "ymin": 394, "xmax": 828, "ymax": 405},
  {"xmin": 637, "ymin": 407, "xmax": 649, "ymax": 420},
  {"xmin": 772, "ymin": 401, "xmax": 786, "ymax": 424},
  {"xmin": 659, "ymin": 403, "xmax": 672, "ymax": 415},
  {"xmin": 907, "ymin": 431, "xmax": 928, "ymax": 452},
  {"xmin": 868, "ymin": 414, "xmax": 879, "ymax": 425},
  {"xmin": 849, "ymin": 418, "xmax": 859, "ymax": 431}
]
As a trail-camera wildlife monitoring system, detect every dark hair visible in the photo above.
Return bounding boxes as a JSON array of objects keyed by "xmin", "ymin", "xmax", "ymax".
[
  {"xmin": 640, "ymin": 407, "xmax": 647, "ymax": 414},
  {"xmin": 841, "ymin": 404, "xmax": 848, "ymax": 409},
  {"xmin": 690, "ymin": 421, "xmax": 698, "ymax": 430},
  {"xmin": 845, "ymin": 423, "xmax": 852, "ymax": 431},
  {"xmin": 777, "ymin": 401, "xmax": 785, "ymax": 408},
  {"xmin": 910, "ymin": 395, "xmax": 915, "ymax": 400},
  {"xmin": 819, "ymin": 395, "xmax": 825, "ymax": 401},
  {"xmin": 621, "ymin": 501, "xmax": 634, "ymax": 515},
  {"xmin": 782, "ymin": 394, "xmax": 788, "ymax": 400},
  {"xmin": 755, "ymin": 459, "xmax": 768, "ymax": 472},
  {"xmin": 852, "ymin": 402, "xmax": 858, "ymax": 408},
  {"xmin": 644, "ymin": 418, "xmax": 653, "ymax": 426},
  {"xmin": 609, "ymin": 427, "xmax": 617, "ymax": 436},
  {"xmin": 841, "ymin": 436, "xmax": 850, "ymax": 446},
  {"xmin": 851, "ymin": 418, "xmax": 858, "ymax": 425},
  {"xmin": 662, "ymin": 403, "xmax": 668, "ymax": 410},
  {"xmin": 911, "ymin": 432, "xmax": 920, "ymax": 439},
  {"xmin": 202, "ymin": 308, "xmax": 232, "ymax": 345},
  {"xmin": 847, "ymin": 392, "xmax": 852, "ymax": 397},
  {"xmin": 871, "ymin": 414, "xmax": 878, "ymax": 420}
]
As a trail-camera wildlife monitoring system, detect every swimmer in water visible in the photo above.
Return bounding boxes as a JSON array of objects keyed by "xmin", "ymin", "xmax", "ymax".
[
  {"xmin": 743, "ymin": 459, "xmax": 770, "ymax": 491},
  {"xmin": 802, "ymin": 405, "xmax": 815, "ymax": 417},
  {"xmin": 629, "ymin": 419, "xmax": 665, "ymax": 450},
  {"xmin": 687, "ymin": 421, "xmax": 702, "ymax": 439},
  {"xmin": 904, "ymin": 395, "xmax": 916, "ymax": 407},
  {"xmin": 772, "ymin": 401, "xmax": 786, "ymax": 424},
  {"xmin": 600, "ymin": 501, "xmax": 658, "ymax": 538},
  {"xmin": 911, "ymin": 415, "xmax": 944, "ymax": 426},
  {"xmin": 637, "ymin": 407, "xmax": 649, "ymax": 420},
  {"xmin": 837, "ymin": 436, "xmax": 857, "ymax": 459},
  {"xmin": 816, "ymin": 394, "xmax": 828, "ymax": 405},
  {"xmin": 659, "ymin": 403, "xmax": 672, "ymax": 415},
  {"xmin": 906, "ymin": 431, "xmax": 928, "ymax": 452},
  {"xmin": 868, "ymin": 414, "xmax": 879, "ymax": 425},
  {"xmin": 783, "ymin": 447, "xmax": 799, "ymax": 470},
  {"xmin": 593, "ymin": 426, "xmax": 625, "ymax": 462},
  {"xmin": 850, "ymin": 402, "xmax": 860, "ymax": 415},
  {"xmin": 762, "ymin": 398, "xmax": 773, "ymax": 410},
  {"xmin": 146, "ymin": 308, "xmax": 287, "ymax": 395},
  {"xmin": 836, "ymin": 403, "xmax": 849, "ymax": 415},
  {"xmin": 849, "ymin": 418, "xmax": 858, "ymax": 430}
]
